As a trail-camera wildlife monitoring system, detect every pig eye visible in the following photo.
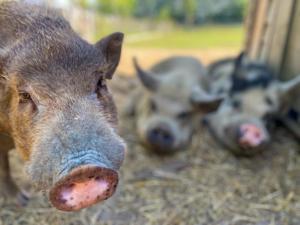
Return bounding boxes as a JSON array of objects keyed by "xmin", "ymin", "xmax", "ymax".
[
  {"xmin": 177, "ymin": 111, "xmax": 192, "ymax": 120},
  {"xmin": 265, "ymin": 96, "xmax": 273, "ymax": 106},
  {"xmin": 19, "ymin": 92, "xmax": 33, "ymax": 104},
  {"xmin": 96, "ymin": 77, "xmax": 108, "ymax": 97},
  {"xmin": 96, "ymin": 78, "xmax": 107, "ymax": 91},
  {"xmin": 149, "ymin": 100, "xmax": 157, "ymax": 111},
  {"xmin": 232, "ymin": 100, "xmax": 241, "ymax": 109}
]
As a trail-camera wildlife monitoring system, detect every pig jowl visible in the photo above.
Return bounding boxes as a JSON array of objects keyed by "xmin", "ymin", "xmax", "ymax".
[{"xmin": 0, "ymin": 2, "xmax": 125, "ymax": 211}]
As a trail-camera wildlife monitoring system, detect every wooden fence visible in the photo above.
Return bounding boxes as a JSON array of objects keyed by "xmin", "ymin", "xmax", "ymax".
[{"xmin": 246, "ymin": 0, "xmax": 300, "ymax": 80}]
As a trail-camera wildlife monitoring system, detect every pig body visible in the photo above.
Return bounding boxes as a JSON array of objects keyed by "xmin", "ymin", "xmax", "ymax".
[
  {"xmin": 280, "ymin": 84, "xmax": 300, "ymax": 139},
  {"xmin": 126, "ymin": 56, "xmax": 222, "ymax": 154},
  {"xmin": 204, "ymin": 53, "xmax": 300, "ymax": 156},
  {"xmin": 0, "ymin": 2, "xmax": 125, "ymax": 211}
]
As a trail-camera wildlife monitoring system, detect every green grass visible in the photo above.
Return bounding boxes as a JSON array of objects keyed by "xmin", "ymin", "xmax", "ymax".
[
  {"xmin": 94, "ymin": 16, "xmax": 244, "ymax": 49},
  {"xmin": 126, "ymin": 25, "xmax": 244, "ymax": 49}
]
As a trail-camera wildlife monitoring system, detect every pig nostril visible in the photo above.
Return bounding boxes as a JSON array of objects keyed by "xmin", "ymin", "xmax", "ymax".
[
  {"xmin": 148, "ymin": 126, "xmax": 174, "ymax": 147},
  {"xmin": 202, "ymin": 117, "xmax": 209, "ymax": 126},
  {"xmin": 66, "ymin": 183, "xmax": 75, "ymax": 189},
  {"xmin": 59, "ymin": 199, "xmax": 67, "ymax": 204},
  {"xmin": 152, "ymin": 128, "xmax": 162, "ymax": 138},
  {"xmin": 163, "ymin": 133, "xmax": 168, "ymax": 139}
]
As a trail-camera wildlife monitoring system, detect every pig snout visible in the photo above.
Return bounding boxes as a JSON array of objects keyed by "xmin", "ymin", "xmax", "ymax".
[
  {"xmin": 146, "ymin": 125, "xmax": 175, "ymax": 153},
  {"xmin": 238, "ymin": 124, "xmax": 267, "ymax": 148},
  {"xmin": 50, "ymin": 165, "xmax": 118, "ymax": 211}
]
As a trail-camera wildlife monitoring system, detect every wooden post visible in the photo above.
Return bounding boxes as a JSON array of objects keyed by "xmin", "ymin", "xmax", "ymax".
[
  {"xmin": 247, "ymin": 0, "xmax": 270, "ymax": 60},
  {"xmin": 265, "ymin": 0, "xmax": 295, "ymax": 76},
  {"xmin": 281, "ymin": 0, "xmax": 300, "ymax": 80},
  {"xmin": 246, "ymin": 0, "xmax": 297, "ymax": 79},
  {"xmin": 245, "ymin": 0, "xmax": 258, "ymax": 53}
]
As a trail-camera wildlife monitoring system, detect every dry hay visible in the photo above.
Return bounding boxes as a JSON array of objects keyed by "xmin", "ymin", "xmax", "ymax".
[{"xmin": 0, "ymin": 75, "xmax": 299, "ymax": 225}]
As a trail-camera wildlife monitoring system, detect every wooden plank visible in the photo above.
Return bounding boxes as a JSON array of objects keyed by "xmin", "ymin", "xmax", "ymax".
[
  {"xmin": 260, "ymin": 0, "xmax": 277, "ymax": 61},
  {"xmin": 281, "ymin": 0, "xmax": 300, "ymax": 80},
  {"xmin": 265, "ymin": 0, "xmax": 295, "ymax": 76},
  {"xmin": 248, "ymin": 0, "xmax": 270, "ymax": 59},
  {"xmin": 245, "ymin": 0, "xmax": 258, "ymax": 53}
]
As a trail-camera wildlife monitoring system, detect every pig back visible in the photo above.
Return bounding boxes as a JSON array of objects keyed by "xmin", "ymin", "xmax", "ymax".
[
  {"xmin": 0, "ymin": 1, "xmax": 70, "ymax": 49},
  {"xmin": 150, "ymin": 56, "xmax": 205, "ymax": 78}
]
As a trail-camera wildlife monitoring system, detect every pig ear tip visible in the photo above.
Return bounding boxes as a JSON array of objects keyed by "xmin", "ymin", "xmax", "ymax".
[
  {"xmin": 133, "ymin": 57, "xmax": 140, "ymax": 68},
  {"xmin": 112, "ymin": 32, "xmax": 124, "ymax": 42},
  {"xmin": 132, "ymin": 57, "xmax": 138, "ymax": 64}
]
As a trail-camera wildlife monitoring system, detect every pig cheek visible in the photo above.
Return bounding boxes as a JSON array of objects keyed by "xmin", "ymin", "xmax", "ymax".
[
  {"xmin": 137, "ymin": 122, "xmax": 148, "ymax": 144},
  {"xmin": 98, "ymin": 93, "xmax": 118, "ymax": 126},
  {"xmin": 10, "ymin": 105, "xmax": 35, "ymax": 160},
  {"xmin": 177, "ymin": 127, "xmax": 190, "ymax": 148},
  {"xmin": 26, "ymin": 143, "xmax": 59, "ymax": 190},
  {"xmin": 136, "ymin": 113, "xmax": 151, "ymax": 143},
  {"xmin": 218, "ymin": 125, "xmax": 238, "ymax": 150},
  {"xmin": 25, "ymin": 129, "xmax": 63, "ymax": 191}
]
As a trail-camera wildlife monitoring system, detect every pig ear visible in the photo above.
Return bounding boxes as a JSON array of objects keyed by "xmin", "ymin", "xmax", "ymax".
[
  {"xmin": 232, "ymin": 51, "xmax": 246, "ymax": 78},
  {"xmin": 95, "ymin": 32, "xmax": 124, "ymax": 79},
  {"xmin": 234, "ymin": 51, "xmax": 246, "ymax": 69},
  {"xmin": 279, "ymin": 75, "xmax": 300, "ymax": 97},
  {"xmin": 133, "ymin": 57, "xmax": 160, "ymax": 91},
  {"xmin": 190, "ymin": 86, "xmax": 224, "ymax": 113}
]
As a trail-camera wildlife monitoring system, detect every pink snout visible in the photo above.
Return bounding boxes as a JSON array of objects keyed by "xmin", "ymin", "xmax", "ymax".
[
  {"xmin": 50, "ymin": 165, "xmax": 118, "ymax": 211},
  {"xmin": 239, "ymin": 124, "xmax": 266, "ymax": 148}
]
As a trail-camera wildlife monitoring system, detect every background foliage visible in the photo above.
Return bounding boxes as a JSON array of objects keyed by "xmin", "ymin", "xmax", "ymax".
[{"xmin": 75, "ymin": 0, "xmax": 248, "ymax": 24}]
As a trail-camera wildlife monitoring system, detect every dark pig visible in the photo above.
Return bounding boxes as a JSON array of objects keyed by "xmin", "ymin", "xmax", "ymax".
[
  {"xmin": 207, "ymin": 52, "xmax": 274, "ymax": 97},
  {"xmin": 0, "ymin": 2, "xmax": 125, "ymax": 211},
  {"xmin": 126, "ymin": 56, "xmax": 223, "ymax": 154}
]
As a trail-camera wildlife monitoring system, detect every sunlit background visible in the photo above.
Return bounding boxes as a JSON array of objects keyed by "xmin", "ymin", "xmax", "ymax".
[{"xmin": 26, "ymin": 0, "xmax": 247, "ymax": 75}]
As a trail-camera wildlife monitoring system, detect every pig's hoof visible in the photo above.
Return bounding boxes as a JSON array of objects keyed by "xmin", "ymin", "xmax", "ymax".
[{"xmin": 17, "ymin": 190, "xmax": 30, "ymax": 207}]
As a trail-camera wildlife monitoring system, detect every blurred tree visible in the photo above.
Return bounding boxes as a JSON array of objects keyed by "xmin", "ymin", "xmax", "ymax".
[
  {"xmin": 208, "ymin": 0, "xmax": 248, "ymax": 23},
  {"xmin": 74, "ymin": 0, "xmax": 248, "ymax": 24},
  {"xmin": 74, "ymin": 0, "xmax": 90, "ymax": 9},
  {"xmin": 98, "ymin": 0, "xmax": 135, "ymax": 16},
  {"xmin": 171, "ymin": 0, "xmax": 193, "ymax": 24}
]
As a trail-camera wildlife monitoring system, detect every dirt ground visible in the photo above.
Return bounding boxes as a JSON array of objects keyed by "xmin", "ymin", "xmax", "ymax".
[{"xmin": 1, "ymin": 61, "xmax": 300, "ymax": 225}]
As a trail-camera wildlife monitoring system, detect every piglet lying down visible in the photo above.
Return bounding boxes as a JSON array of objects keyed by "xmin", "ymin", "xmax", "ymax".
[{"xmin": 0, "ymin": 2, "xmax": 125, "ymax": 211}]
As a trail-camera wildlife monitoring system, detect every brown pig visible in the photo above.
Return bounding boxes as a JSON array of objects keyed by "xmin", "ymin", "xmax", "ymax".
[{"xmin": 0, "ymin": 2, "xmax": 125, "ymax": 211}]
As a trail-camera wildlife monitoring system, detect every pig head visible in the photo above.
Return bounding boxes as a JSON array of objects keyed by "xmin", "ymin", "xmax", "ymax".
[
  {"xmin": 204, "ymin": 53, "xmax": 300, "ymax": 156},
  {"xmin": 127, "ymin": 56, "xmax": 222, "ymax": 154},
  {"xmin": 0, "ymin": 2, "xmax": 125, "ymax": 211}
]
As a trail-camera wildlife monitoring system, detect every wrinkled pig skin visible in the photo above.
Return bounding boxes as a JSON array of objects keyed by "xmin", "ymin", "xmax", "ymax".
[{"xmin": 0, "ymin": 2, "xmax": 126, "ymax": 211}]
